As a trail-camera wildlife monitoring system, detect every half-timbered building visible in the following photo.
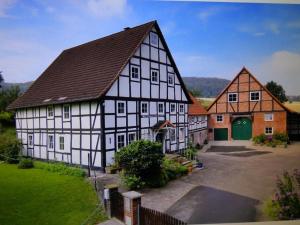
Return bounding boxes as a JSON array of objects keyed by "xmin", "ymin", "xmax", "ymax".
[
  {"xmin": 188, "ymin": 94, "xmax": 208, "ymax": 145},
  {"xmin": 207, "ymin": 67, "xmax": 292, "ymax": 141},
  {"xmin": 8, "ymin": 21, "xmax": 191, "ymax": 170}
]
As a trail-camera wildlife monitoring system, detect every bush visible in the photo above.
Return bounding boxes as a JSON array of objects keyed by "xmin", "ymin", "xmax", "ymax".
[
  {"xmin": 0, "ymin": 112, "xmax": 14, "ymax": 127},
  {"xmin": 34, "ymin": 161, "xmax": 86, "ymax": 177},
  {"xmin": 265, "ymin": 170, "xmax": 300, "ymax": 220},
  {"xmin": 184, "ymin": 144, "xmax": 197, "ymax": 161},
  {"xmin": 18, "ymin": 158, "xmax": 34, "ymax": 169},
  {"xmin": 121, "ymin": 172, "xmax": 145, "ymax": 190},
  {"xmin": 115, "ymin": 140, "xmax": 165, "ymax": 189},
  {"xmin": 163, "ymin": 158, "xmax": 188, "ymax": 180},
  {"xmin": 0, "ymin": 133, "xmax": 21, "ymax": 163},
  {"xmin": 253, "ymin": 134, "xmax": 267, "ymax": 144},
  {"xmin": 273, "ymin": 132, "xmax": 289, "ymax": 143}
]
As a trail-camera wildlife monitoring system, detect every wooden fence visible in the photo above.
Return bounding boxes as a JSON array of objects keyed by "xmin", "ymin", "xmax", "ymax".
[
  {"xmin": 111, "ymin": 191, "xmax": 124, "ymax": 222},
  {"xmin": 139, "ymin": 206, "xmax": 187, "ymax": 225}
]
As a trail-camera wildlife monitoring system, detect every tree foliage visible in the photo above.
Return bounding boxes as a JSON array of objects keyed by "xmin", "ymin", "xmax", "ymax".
[{"xmin": 266, "ymin": 81, "xmax": 288, "ymax": 103}]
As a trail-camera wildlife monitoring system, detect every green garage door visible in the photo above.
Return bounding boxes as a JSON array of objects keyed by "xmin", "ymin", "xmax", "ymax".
[
  {"xmin": 214, "ymin": 128, "xmax": 228, "ymax": 141},
  {"xmin": 232, "ymin": 118, "xmax": 252, "ymax": 140}
]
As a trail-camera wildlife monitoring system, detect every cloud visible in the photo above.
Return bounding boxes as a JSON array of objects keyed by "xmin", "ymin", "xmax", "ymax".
[
  {"xmin": 0, "ymin": 0, "xmax": 16, "ymax": 17},
  {"xmin": 265, "ymin": 21, "xmax": 280, "ymax": 34},
  {"xmin": 254, "ymin": 51, "xmax": 300, "ymax": 95},
  {"xmin": 86, "ymin": 0, "xmax": 128, "ymax": 19}
]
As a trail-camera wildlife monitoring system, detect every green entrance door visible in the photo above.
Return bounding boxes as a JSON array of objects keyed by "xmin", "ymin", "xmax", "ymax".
[
  {"xmin": 214, "ymin": 128, "xmax": 228, "ymax": 141},
  {"xmin": 232, "ymin": 118, "xmax": 252, "ymax": 140}
]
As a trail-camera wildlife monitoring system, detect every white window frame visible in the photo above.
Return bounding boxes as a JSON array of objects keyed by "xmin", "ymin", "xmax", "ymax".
[
  {"xmin": 264, "ymin": 113, "xmax": 274, "ymax": 121},
  {"xmin": 59, "ymin": 136, "xmax": 64, "ymax": 150},
  {"xmin": 168, "ymin": 73, "xmax": 174, "ymax": 86},
  {"xmin": 47, "ymin": 105, "xmax": 54, "ymax": 118},
  {"xmin": 228, "ymin": 93, "xmax": 238, "ymax": 103},
  {"xmin": 151, "ymin": 69, "xmax": 159, "ymax": 83},
  {"xmin": 179, "ymin": 127, "xmax": 185, "ymax": 142},
  {"xmin": 128, "ymin": 132, "xmax": 136, "ymax": 145},
  {"xmin": 63, "ymin": 105, "xmax": 70, "ymax": 120},
  {"xmin": 216, "ymin": 115, "xmax": 223, "ymax": 123},
  {"xmin": 250, "ymin": 91, "xmax": 260, "ymax": 101},
  {"xmin": 28, "ymin": 134, "xmax": 33, "ymax": 147},
  {"xmin": 117, "ymin": 101, "xmax": 126, "ymax": 116},
  {"xmin": 170, "ymin": 129, "xmax": 176, "ymax": 143},
  {"xmin": 170, "ymin": 103, "xmax": 176, "ymax": 113},
  {"xmin": 48, "ymin": 135, "xmax": 54, "ymax": 149},
  {"xmin": 158, "ymin": 103, "xmax": 164, "ymax": 114},
  {"xmin": 141, "ymin": 102, "xmax": 148, "ymax": 115},
  {"xmin": 179, "ymin": 104, "xmax": 185, "ymax": 114},
  {"xmin": 265, "ymin": 127, "xmax": 273, "ymax": 135},
  {"xmin": 117, "ymin": 134, "xmax": 126, "ymax": 150},
  {"xmin": 150, "ymin": 32, "xmax": 158, "ymax": 46},
  {"xmin": 130, "ymin": 65, "xmax": 140, "ymax": 80}
]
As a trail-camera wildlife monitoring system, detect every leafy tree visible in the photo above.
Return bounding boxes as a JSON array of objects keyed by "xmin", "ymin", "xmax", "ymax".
[
  {"xmin": 189, "ymin": 88, "xmax": 202, "ymax": 97},
  {"xmin": 0, "ymin": 71, "xmax": 3, "ymax": 88},
  {"xmin": 0, "ymin": 85, "xmax": 20, "ymax": 112},
  {"xmin": 266, "ymin": 81, "xmax": 288, "ymax": 103}
]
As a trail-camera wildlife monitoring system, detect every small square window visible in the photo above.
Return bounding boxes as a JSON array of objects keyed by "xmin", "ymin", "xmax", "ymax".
[
  {"xmin": 151, "ymin": 70, "xmax": 159, "ymax": 83},
  {"xmin": 265, "ymin": 127, "xmax": 273, "ymax": 135},
  {"xmin": 150, "ymin": 32, "xmax": 158, "ymax": 46},
  {"xmin": 59, "ymin": 136, "xmax": 64, "ymax": 150},
  {"xmin": 28, "ymin": 135, "xmax": 33, "ymax": 147},
  {"xmin": 170, "ymin": 103, "xmax": 176, "ymax": 113},
  {"xmin": 168, "ymin": 73, "xmax": 174, "ymax": 85},
  {"xmin": 228, "ymin": 93, "xmax": 237, "ymax": 102},
  {"xmin": 63, "ymin": 105, "xmax": 70, "ymax": 120},
  {"xmin": 117, "ymin": 134, "xmax": 125, "ymax": 150},
  {"xmin": 264, "ymin": 113, "xmax": 273, "ymax": 121},
  {"xmin": 47, "ymin": 106, "xmax": 54, "ymax": 118},
  {"xmin": 179, "ymin": 104, "xmax": 184, "ymax": 113},
  {"xmin": 216, "ymin": 115, "xmax": 223, "ymax": 123},
  {"xmin": 141, "ymin": 102, "xmax": 148, "ymax": 114},
  {"xmin": 250, "ymin": 91, "xmax": 260, "ymax": 101},
  {"xmin": 131, "ymin": 66, "xmax": 140, "ymax": 80},
  {"xmin": 170, "ymin": 129, "xmax": 176, "ymax": 142},
  {"xmin": 158, "ymin": 103, "xmax": 164, "ymax": 114},
  {"xmin": 117, "ymin": 102, "xmax": 125, "ymax": 115},
  {"xmin": 48, "ymin": 135, "xmax": 54, "ymax": 149},
  {"xmin": 128, "ymin": 133, "xmax": 136, "ymax": 144}
]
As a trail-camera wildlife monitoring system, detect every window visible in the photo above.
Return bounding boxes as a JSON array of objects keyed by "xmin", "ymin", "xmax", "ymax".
[
  {"xmin": 179, "ymin": 128, "xmax": 185, "ymax": 141},
  {"xmin": 128, "ymin": 133, "xmax": 136, "ymax": 144},
  {"xmin": 117, "ymin": 101, "xmax": 125, "ymax": 115},
  {"xmin": 117, "ymin": 134, "xmax": 125, "ymax": 150},
  {"xmin": 150, "ymin": 32, "xmax": 158, "ymax": 46},
  {"xmin": 170, "ymin": 129, "xmax": 176, "ymax": 142},
  {"xmin": 170, "ymin": 103, "xmax": 176, "ymax": 113},
  {"xmin": 168, "ymin": 73, "xmax": 174, "ymax": 85},
  {"xmin": 264, "ymin": 113, "xmax": 274, "ymax": 121},
  {"xmin": 47, "ymin": 106, "xmax": 54, "ymax": 118},
  {"xmin": 228, "ymin": 93, "xmax": 238, "ymax": 102},
  {"xmin": 151, "ymin": 70, "xmax": 159, "ymax": 83},
  {"xmin": 63, "ymin": 105, "xmax": 70, "ymax": 120},
  {"xmin": 179, "ymin": 104, "xmax": 184, "ymax": 113},
  {"xmin": 158, "ymin": 103, "xmax": 164, "ymax": 114},
  {"xmin": 28, "ymin": 135, "xmax": 33, "ymax": 147},
  {"xmin": 265, "ymin": 127, "xmax": 273, "ymax": 135},
  {"xmin": 48, "ymin": 135, "xmax": 54, "ymax": 149},
  {"xmin": 250, "ymin": 91, "xmax": 260, "ymax": 101},
  {"xmin": 141, "ymin": 102, "xmax": 148, "ymax": 114},
  {"xmin": 59, "ymin": 136, "xmax": 64, "ymax": 150},
  {"xmin": 131, "ymin": 65, "xmax": 140, "ymax": 80},
  {"xmin": 216, "ymin": 115, "xmax": 223, "ymax": 123}
]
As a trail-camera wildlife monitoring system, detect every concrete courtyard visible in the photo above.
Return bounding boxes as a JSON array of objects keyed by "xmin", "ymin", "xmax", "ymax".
[{"xmin": 141, "ymin": 142, "xmax": 300, "ymax": 223}]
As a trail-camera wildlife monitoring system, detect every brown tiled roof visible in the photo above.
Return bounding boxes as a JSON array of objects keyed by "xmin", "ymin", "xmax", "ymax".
[
  {"xmin": 8, "ymin": 21, "xmax": 157, "ymax": 110},
  {"xmin": 188, "ymin": 93, "xmax": 208, "ymax": 115}
]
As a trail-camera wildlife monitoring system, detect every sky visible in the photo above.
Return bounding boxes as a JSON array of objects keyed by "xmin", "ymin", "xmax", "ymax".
[{"xmin": 0, "ymin": 0, "xmax": 300, "ymax": 95}]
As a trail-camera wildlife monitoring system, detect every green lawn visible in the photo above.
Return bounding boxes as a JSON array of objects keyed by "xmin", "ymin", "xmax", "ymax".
[{"xmin": 0, "ymin": 163, "xmax": 106, "ymax": 225}]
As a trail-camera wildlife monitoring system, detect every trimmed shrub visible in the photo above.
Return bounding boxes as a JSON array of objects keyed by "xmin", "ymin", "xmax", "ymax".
[
  {"xmin": 121, "ymin": 172, "xmax": 145, "ymax": 190},
  {"xmin": 18, "ymin": 158, "xmax": 34, "ymax": 169},
  {"xmin": 34, "ymin": 161, "xmax": 86, "ymax": 177},
  {"xmin": 163, "ymin": 158, "xmax": 188, "ymax": 180},
  {"xmin": 0, "ymin": 133, "xmax": 21, "ymax": 163},
  {"xmin": 253, "ymin": 134, "xmax": 267, "ymax": 144}
]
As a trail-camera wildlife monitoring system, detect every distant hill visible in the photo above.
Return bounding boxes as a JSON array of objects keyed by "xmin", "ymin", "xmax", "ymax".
[
  {"xmin": 2, "ymin": 81, "xmax": 33, "ymax": 93},
  {"xmin": 182, "ymin": 77, "xmax": 230, "ymax": 97}
]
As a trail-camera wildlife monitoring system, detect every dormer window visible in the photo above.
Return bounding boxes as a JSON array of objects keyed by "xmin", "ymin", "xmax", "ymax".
[
  {"xmin": 131, "ymin": 65, "xmax": 140, "ymax": 80},
  {"xmin": 150, "ymin": 32, "xmax": 158, "ymax": 46}
]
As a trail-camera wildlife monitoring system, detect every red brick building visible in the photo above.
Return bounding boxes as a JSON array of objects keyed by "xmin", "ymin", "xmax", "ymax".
[{"xmin": 207, "ymin": 67, "xmax": 292, "ymax": 141}]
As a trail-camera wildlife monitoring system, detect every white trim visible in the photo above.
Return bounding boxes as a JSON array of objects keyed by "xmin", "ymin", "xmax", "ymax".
[
  {"xmin": 169, "ymin": 128, "xmax": 176, "ymax": 143},
  {"xmin": 170, "ymin": 103, "xmax": 176, "ymax": 113},
  {"xmin": 216, "ymin": 114, "xmax": 223, "ymax": 123},
  {"xmin": 250, "ymin": 91, "xmax": 260, "ymax": 101},
  {"xmin": 117, "ymin": 101, "xmax": 126, "ymax": 116},
  {"xmin": 151, "ymin": 69, "xmax": 159, "ymax": 84},
  {"xmin": 59, "ymin": 135, "xmax": 64, "ymax": 150},
  {"xmin": 228, "ymin": 92, "xmax": 238, "ymax": 103},
  {"xmin": 117, "ymin": 133, "xmax": 126, "ymax": 150},
  {"xmin": 48, "ymin": 134, "xmax": 54, "ymax": 149},
  {"xmin": 168, "ymin": 73, "xmax": 174, "ymax": 86},
  {"xmin": 158, "ymin": 102, "xmax": 164, "ymax": 114},
  {"xmin": 63, "ymin": 104, "xmax": 70, "ymax": 121},
  {"xmin": 141, "ymin": 102, "xmax": 149, "ymax": 115},
  {"xmin": 265, "ymin": 127, "xmax": 273, "ymax": 135},
  {"xmin": 28, "ymin": 134, "xmax": 33, "ymax": 147},
  {"xmin": 128, "ymin": 132, "xmax": 136, "ymax": 144},
  {"xmin": 47, "ymin": 105, "xmax": 54, "ymax": 118},
  {"xmin": 130, "ymin": 65, "xmax": 140, "ymax": 81},
  {"xmin": 179, "ymin": 104, "xmax": 185, "ymax": 114},
  {"xmin": 264, "ymin": 113, "xmax": 274, "ymax": 121}
]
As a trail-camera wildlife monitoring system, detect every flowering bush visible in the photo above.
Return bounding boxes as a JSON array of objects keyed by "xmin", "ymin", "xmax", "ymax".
[{"xmin": 265, "ymin": 170, "xmax": 300, "ymax": 220}]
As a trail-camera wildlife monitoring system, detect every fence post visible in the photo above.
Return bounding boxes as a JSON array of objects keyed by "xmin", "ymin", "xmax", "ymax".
[
  {"xmin": 122, "ymin": 191, "xmax": 142, "ymax": 225},
  {"xmin": 103, "ymin": 184, "xmax": 119, "ymax": 218}
]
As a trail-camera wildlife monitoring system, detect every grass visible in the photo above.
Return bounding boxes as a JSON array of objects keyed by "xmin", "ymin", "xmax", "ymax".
[
  {"xmin": 284, "ymin": 101, "xmax": 300, "ymax": 113},
  {"xmin": 0, "ymin": 163, "xmax": 107, "ymax": 225}
]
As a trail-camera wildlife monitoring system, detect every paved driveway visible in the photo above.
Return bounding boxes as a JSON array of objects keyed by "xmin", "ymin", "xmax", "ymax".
[{"xmin": 142, "ymin": 143, "xmax": 300, "ymax": 223}]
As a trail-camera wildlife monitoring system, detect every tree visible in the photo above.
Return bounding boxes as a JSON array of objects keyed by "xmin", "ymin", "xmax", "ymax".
[
  {"xmin": 266, "ymin": 81, "xmax": 288, "ymax": 103},
  {"xmin": 0, "ymin": 85, "xmax": 21, "ymax": 112},
  {"xmin": 189, "ymin": 88, "xmax": 202, "ymax": 97},
  {"xmin": 0, "ymin": 71, "xmax": 4, "ymax": 88}
]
